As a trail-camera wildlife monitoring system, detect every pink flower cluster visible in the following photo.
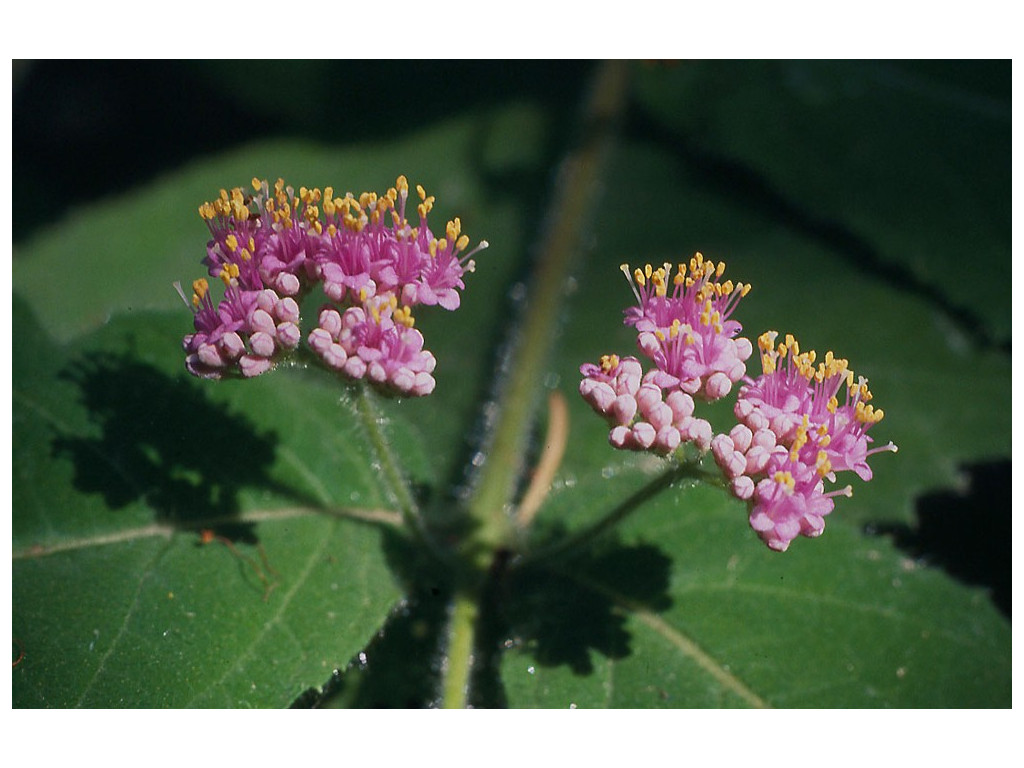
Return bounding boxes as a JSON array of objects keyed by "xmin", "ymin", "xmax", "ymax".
[
  {"xmin": 580, "ymin": 257, "xmax": 897, "ymax": 553},
  {"xmin": 579, "ymin": 254, "xmax": 752, "ymax": 454},
  {"xmin": 711, "ymin": 332, "xmax": 897, "ymax": 551},
  {"xmin": 179, "ymin": 176, "xmax": 485, "ymax": 396}
]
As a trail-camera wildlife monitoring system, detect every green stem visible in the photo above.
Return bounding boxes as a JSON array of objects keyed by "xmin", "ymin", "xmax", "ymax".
[
  {"xmin": 437, "ymin": 61, "xmax": 632, "ymax": 708},
  {"xmin": 518, "ymin": 459, "xmax": 723, "ymax": 567},
  {"xmin": 440, "ymin": 589, "xmax": 479, "ymax": 709},
  {"xmin": 352, "ymin": 382, "xmax": 431, "ymax": 546},
  {"xmin": 462, "ymin": 60, "xmax": 632, "ymax": 564}
]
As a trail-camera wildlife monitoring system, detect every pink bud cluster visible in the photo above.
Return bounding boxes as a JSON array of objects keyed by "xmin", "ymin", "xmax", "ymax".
[
  {"xmin": 180, "ymin": 283, "xmax": 302, "ymax": 380},
  {"xmin": 579, "ymin": 355, "xmax": 713, "ymax": 455},
  {"xmin": 179, "ymin": 176, "xmax": 484, "ymax": 397},
  {"xmin": 307, "ymin": 297, "xmax": 436, "ymax": 397}
]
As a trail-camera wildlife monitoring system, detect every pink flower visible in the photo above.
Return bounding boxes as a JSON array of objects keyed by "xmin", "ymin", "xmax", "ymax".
[
  {"xmin": 621, "ymin": 254, "xmax": 753, "ymax": 401},
  {"xmin": 315, "ymin": 177, "xmax": 486, "ymax": 313},
  {"xmin": 198, "ymin": 179, "xmax": 322, "ymax": 298}
]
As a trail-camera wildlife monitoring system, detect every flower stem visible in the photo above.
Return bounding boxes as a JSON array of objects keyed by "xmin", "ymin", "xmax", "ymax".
[
  {"xmin": 440, "ymin": 589, "xmax": 479, "ymax": 709},
  {"xmin": 352, "ymin": 382, "xmax": 431, "ymax": 547},
  {"xmin": 517, "ymin": 459, "xmax": 720, "ymax": 567}
]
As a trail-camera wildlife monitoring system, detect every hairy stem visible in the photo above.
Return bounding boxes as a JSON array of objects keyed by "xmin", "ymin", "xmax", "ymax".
[
  {"xmin": 440, "ymin": 589, "xmax": 479, "ymax": 709},
  {"xmin": 353, "ymin": 382, "xmax": 432, "ymax": 547},
  {"xmin": 462, "ymin": 60, "xmax": 632, "ymax": 564},
  {"xmin": 517, "ymin": 459, "xmax": 722, "ymax": 567},
  {"xmin": 437, "ymin": 60, "xmax": 631, "ymax": 709}
]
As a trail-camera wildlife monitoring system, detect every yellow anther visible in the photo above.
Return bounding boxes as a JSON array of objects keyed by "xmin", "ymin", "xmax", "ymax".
[
  {"xmin": 251, "ymin": 177, "xmax": 262, "ymax": 191},
  {"xmin": 396, "ymin": 175, "xmax": 409, "ymax": 193},
  {"xmin": 446, "ymin": 217, "xmax": 462, "ymax": 241},
  {"xmin": 699, "ymin": 299, "xmax": 713, "ymax": 326},
  {"xmin": 224, "ymin": 233, "xmax": 239, "ymax": 252},
  {"xmin": 191, "ymin": 278, "xmax": 209, "ymax": 306},
  {"xmin": 416, "ymin": 184, "xmax": 427, "ymax": 201},
  {"xmin": 773, "ymin": 471, "xmax": 796, "ymax": 491},
  {"xmin": 633, "ymin": 267, "xmax": 646, "ymax": 287},
  {"xmin": 456, "ymin": 234, "xmax": 470, "ymax": 251},
  {"xmin": 816, "ymin": 451, "xmax": 832, "ymax": 477},
  {"xmin": 599, "ymin": 354, "xmax": 620, "ymax": 374},
  {"xmin": 394, "ymin": 305, "xmax": 415, "ymax": 328},
  {"xmin": 417, "ymin": 197, "xmax": 434, "ymax": 217},
  {"xmin": 240, "ymin": 248, "xmax": 251, "ymax": 261}
]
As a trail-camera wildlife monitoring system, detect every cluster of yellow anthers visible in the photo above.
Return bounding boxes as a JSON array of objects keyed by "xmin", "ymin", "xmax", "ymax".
[
  {"xmin": 187, "ymin": 265, "xmax": 240, "ymax": 310},
  {"xmin": 222, "ymin": 233, "xmax": 257, "ymax": 261},
  {"xmin": 198, "ymin": 186, "xmax": 251, "ymax": 222},
  {"xmin": 621, "ymin": 254, "xmax": 752, "ymax": 339},
  {"xmin": 757, "ymin": 331, "xmax": 885, "ymax": 427},
  {"xmin": 433, "ymin": 217, "xmax": 472, "ymax": 259},
  {"xmin": 190, "ymin": 278, "xmax": 210, "ymax": 307},
  {"xmin": 196, "ymin": 176, "xmax": 470, "ymax": 258},
  {"xmin": 623, "ymin": 253, "xmax": 751, "ymax": 301},
  {"xmin": 788, "ymin": 414, "xmax": 836, "ymax": 478}
]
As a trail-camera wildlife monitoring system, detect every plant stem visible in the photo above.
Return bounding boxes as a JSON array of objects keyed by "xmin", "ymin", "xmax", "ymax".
[
  {"xmin": 440, "ymin": 589, "xmax": 479, "ymax": 709},
  {"xmin": 517, "ymin": 459, "xmax": 723, "ymax": 567},
  {"xmin": 438, "ymin": 61, "xmax": 632, "ymax": 708},
  {"xmin": 462, "ymin": 60, "xmax": 632, "ymax": 564},
  {"xmin": 353, "ymin": 382, "xmax": 431, "ymax": 546}
]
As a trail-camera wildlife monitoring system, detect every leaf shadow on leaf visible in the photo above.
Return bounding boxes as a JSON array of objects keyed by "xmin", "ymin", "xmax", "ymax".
[
  {"xmin": 51, "ymin": 351, "xmax": 314, "ymax": 541},
  {"xmin": 494, "ymin": 542, "xmax": 674, "ymax": 675},
  {"xmin": 864, "ymin": 459, "xmax": 1011, "ymax": 617}
]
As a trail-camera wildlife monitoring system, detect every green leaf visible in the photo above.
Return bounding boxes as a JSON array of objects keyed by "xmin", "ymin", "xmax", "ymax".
[
  {"xmin": 499, "ymin": 478, "xmax": 1009, "ymax": 708},
  {"xmin": 12, "ymin": 299, "xmax": 409, "ymax": 707}
]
